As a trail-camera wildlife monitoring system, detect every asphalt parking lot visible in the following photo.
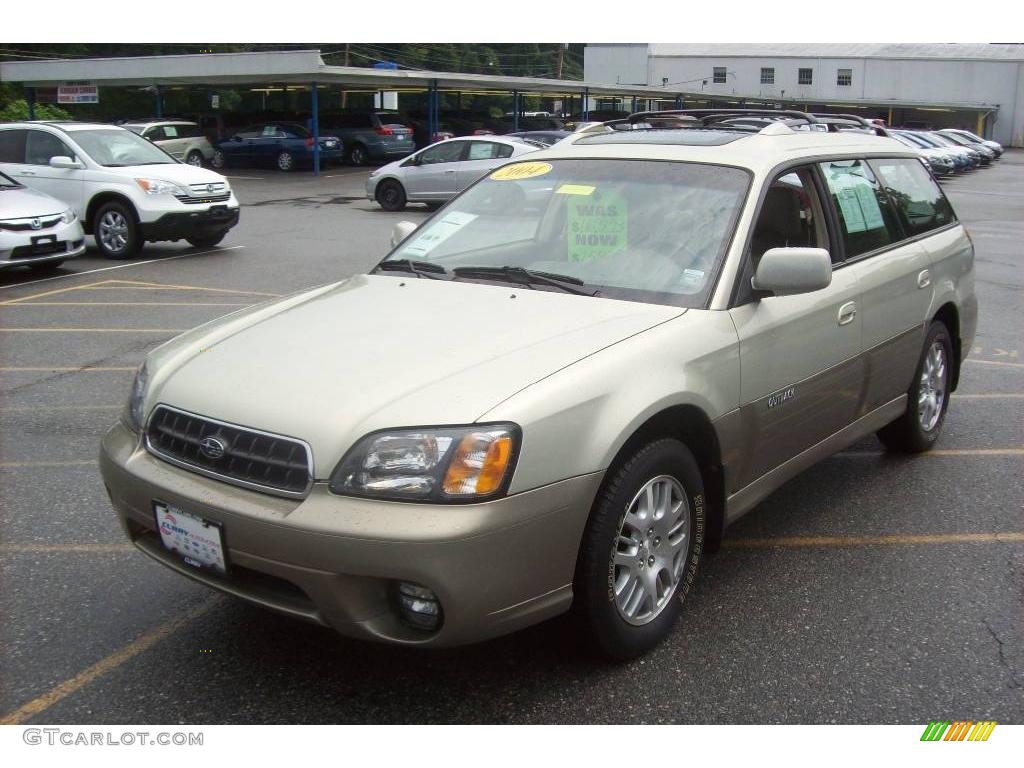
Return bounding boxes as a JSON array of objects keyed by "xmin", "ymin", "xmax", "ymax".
[{"xmin": 1, "ymin": 156, "xmax": 1021, "ymax": 725}]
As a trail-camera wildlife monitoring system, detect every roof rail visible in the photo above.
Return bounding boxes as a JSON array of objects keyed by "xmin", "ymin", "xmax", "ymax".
[
  {"xmin": 624, "ymin": 108, "xmax": 825, "ymax": 127},
  {"xmin": 811, "ymin": 113, "xmax": 890, "ymax": 137}
]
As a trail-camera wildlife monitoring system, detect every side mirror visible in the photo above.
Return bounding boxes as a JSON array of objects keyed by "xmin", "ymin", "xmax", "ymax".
[
  {"xmin": 390, "ymin": 221, "xmax": 418, "ymax": 247},
  {"xmin": 49, "ymin": 156, "xmax": 84, "ymax": 170},
  {"xmin": 751, "ymin": 247, "xmax": 832, "ymax": 297}
]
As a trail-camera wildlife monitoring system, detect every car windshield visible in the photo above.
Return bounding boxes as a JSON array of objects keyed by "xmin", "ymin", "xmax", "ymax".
[
  {"xmin": 381, "ymin": 159, "xmax": 750, "ymax": 308},
  {"xmin": 70, "ymin": 128, "xmax": 176, "ymax": 166}
]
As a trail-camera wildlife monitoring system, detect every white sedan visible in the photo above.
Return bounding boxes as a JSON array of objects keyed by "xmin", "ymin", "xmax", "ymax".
[
  {"xmin": 366, "ymin": 136, "xmax": 539, "ymax": 211},
  {"xmin": 0, "ymin": 171, "xmax": 86, "ymax": 272}
]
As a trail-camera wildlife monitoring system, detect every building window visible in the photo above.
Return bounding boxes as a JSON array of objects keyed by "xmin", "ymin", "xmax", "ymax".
[
  {"xmin": 713, "ymin": 67, "xmax": 727, "ymax": 84},
  {"xmin": 837, "ymin": 68, "xmax": 852, "ymax": 86},
  {"xmin": 798, "ymin": 68, "xmax": 813, "ymax": 85},
  {"xmin": 760, "ymin": 67, "xmax": 775, "ymax": 85}
]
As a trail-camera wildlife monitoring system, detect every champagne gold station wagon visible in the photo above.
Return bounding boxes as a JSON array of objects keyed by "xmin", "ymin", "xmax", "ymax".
[{"xmin": 100, "ymin": 110, "xmax": 977, "ymax": 659}]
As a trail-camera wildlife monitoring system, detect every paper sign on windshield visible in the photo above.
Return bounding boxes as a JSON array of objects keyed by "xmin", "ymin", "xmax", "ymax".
[{"xmin": 568, "ymin": 191, "xmax": 628, "ymax": 262}]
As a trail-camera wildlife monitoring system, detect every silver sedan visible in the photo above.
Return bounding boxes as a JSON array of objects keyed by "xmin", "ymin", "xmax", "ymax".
[
  {"xmin": 366, "ymin": 136, "xmax": 539, "ymax": 211},
  {"xmin": 0, "ymin": 171, "xmax": 86, "ymax": 271}
]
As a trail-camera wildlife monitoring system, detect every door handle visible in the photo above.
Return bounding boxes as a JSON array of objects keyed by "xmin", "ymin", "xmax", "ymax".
[
  {"xmin": 17, "ymin": 170, "xmax": 36, "ymax": 176},
  {"xmin": 917, "ymin": 269, "xmax": 931, "ymax": 289},
  {"xmin": 838, "ymin": 301, "xmax": 857, "ymax": 326},
  {"xmin": 443, "ymin": 169, "xmax": 455, "ymax": 174}
]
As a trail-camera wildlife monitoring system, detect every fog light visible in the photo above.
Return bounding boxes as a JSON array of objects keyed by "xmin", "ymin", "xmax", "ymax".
[{"xmin": 395, "ymin": 581, "xmax": 442, "ymax": 631}]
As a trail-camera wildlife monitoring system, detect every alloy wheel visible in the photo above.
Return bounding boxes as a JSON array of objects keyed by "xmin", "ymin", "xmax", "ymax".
[
  {"xmin": 612, "ymin": 475, "xmax": 690, "ymax": 626},
  {"xmin": 98, "ymin": 210, "xmax": 129, "ymax": 254},
  {"xmin": 918, "ymin": 340, "xmax": 947, "ymax": 432}
]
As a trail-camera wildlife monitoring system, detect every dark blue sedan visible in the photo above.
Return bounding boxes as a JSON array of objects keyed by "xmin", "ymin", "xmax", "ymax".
[{"xmin": 211, "ymin": 122, "xmax": 344, "ymax": 171}]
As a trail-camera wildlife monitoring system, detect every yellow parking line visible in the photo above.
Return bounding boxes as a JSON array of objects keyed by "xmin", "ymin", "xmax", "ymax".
[
  {"xmin": 724, "ymin": 532, "xmax": 1024, "ymax": 550},
  {"xmin": 0, "ymin": 405, "xmax": 121, "ymax": 411},
  {"xmin": 101, "ymin": 279, "xmax": 280, "ymax": 297},
  {"xmin": 0, "ymin": 328, "xmax": 186, "ymax": 333},
  {"xmin": 0, "ymin": 280, "xmax": 117, "ymax": 306},
  {"xmin": 837, "ymin": 448, "xmax": 1024, "ymax": 458},
  {"xmin": 2, "ymin": 302, "xmax": 252, "ymax": 307},
  {"xmin": 0, "ymin": 597, "xmax": 221, "ymax": 725},
  {"xmin": 0, "ymin": 543, "xmax": 134, "ymax": 554},
  {"xmin": 0, "ymin": 460, "xmax": 96, "ymax": 468},
  {"xmin": 968, "ymin": 359, "xmax": 1024, "ymax": 369},
  {"xmin": 954, "ymin": 393, "xmax": 1024, "ymax": 399},
  {"xmin": 0, "ymin": 366, "xmax": 136, "ymax": 372}
]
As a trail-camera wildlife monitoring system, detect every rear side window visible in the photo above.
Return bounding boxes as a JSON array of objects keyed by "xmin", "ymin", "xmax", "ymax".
[
  {"xmin": 871, "ymin": 158, "xmax": 956, "ymax": 237},
  {"xmin": 466, "ymin": 141, "xmax": 506, "ymax": 160},
  {"xmin": 0, "ymin": 129, "xmax": 27, "ymax": 162},
  {"xmin": 818, "ymin": 159, "xmax": 900, "ymax": 259},
  {"xmin": 175, "ymin": 123, "xmax": 200, "ymax": 138}
]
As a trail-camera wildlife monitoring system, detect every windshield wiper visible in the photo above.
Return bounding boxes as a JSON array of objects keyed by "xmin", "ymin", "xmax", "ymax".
[
  {"xmin": 452, "ymin": 265, "xmax": 595, "ymax": 296},
  {"xmin": 377, "ymin": 259, "xmax": 449, "ymax": 280}
]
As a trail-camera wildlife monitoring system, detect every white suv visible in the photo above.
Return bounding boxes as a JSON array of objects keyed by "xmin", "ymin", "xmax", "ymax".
[
  {"xmin": 0, "ymin": 122, "xmax": 240, "ymax": 258},
  {"xmin": 121, "ymin": 120, "xmax": 215, "ymax": 167}
]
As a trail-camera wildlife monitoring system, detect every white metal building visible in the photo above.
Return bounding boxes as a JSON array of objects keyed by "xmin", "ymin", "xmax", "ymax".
[{"xmin": 584, "ymin": 44, "xmax": 1024, "ymax": 146}]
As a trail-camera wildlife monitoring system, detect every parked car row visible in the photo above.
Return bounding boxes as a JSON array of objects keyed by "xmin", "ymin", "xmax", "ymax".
[{"xmin": 0, "ymin": 120, "xmax": 240, "ymax": 267}]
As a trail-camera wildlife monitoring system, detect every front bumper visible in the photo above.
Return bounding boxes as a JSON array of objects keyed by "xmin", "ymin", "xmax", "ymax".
[
  {"xmin": 100, "ymin": 422, "xmax": 601, "ymax": 647},
  {"xmin": 0, "ymin": 219, "xmax": 87, "ymax": 269},
  {"xmin": 139, "ymin": 206, "xmax": 240, "ymax": 242}
]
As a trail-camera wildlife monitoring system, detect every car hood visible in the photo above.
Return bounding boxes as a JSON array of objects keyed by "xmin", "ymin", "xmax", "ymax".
[
  {"xmin": 148, "ymin": 275, "xmax": 684, "ymax": 477},
  {"xmin": 126, "ymin": 163, "xmax": 228, "ymax": 186},
  {"xmin": 0, "ymin": 186, "xmax": 67, "ymax": 218}
]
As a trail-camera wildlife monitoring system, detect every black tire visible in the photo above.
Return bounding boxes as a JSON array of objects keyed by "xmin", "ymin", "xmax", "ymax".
[
  {"xmin": 28, "ymin": 260, "xmax": 64, "ymax": 272},
  {"xmin": 424, "ymin": 201, "xmax": 443, "ymax": 211},
  {"xmin": 573, "ymin": 438, "xmax": 705, "ymax": 660},
  {"xmin": 346, "ymin": 143, "xmax": 368, "ymax": 166},
  {"xmin": 186, "ymin": 232, "xmax": 228, "ymax": 249},
  {"xmin": 276, "ymin": 151, "xmax": 295, "ymax": 172},
  {"xmin": 93, "ymin": 201, "xmax": 141, "ymax": 260},
  {"xmin": 376, "ymin": 179, "xmax": 407, "ymax": 212},
  {"xmin": 211, "ymin": 149, "xmax": 226, "ymax": 170},
  {"xmin": 877, "ymin": 321, "xmax": 954, "ymax": 453},
  {"xmin": 185, "ymin": 150, "xmax": 204, "ymax": 167}
]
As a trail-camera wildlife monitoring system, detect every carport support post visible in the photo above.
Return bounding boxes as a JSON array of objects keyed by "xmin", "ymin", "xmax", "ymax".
[
  {"xmin": 26, "ymin": 87, "xmax": 36, "ymax": 120},
  {"xmin": 154, "ymin": 85, "xmax": 162, "ymax": 118},
  {"xmin": 311, "ymin": 80, "xmax": 320, "ymax": 176},
  {"xmin": 427, "ymin": 80, "xmax": 439, "ymax": 144},
  {"xmin": 512, "ymin": 90, "xmax": 519, "ymax": 131},
  {"xmin": 582, "ymin": 88, "xmax": 589, "ymax": 121}
]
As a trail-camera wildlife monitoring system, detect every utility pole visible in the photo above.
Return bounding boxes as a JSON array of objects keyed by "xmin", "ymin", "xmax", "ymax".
[{"xmin": 341, "ymin": 43, "xmax": 351, "ymax": 108}]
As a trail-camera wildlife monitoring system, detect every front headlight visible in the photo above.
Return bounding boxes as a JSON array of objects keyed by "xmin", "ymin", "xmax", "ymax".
[
  {"xmin": 329, "ymin": 424, "xmax": 520, "ymax": 502},
  {"xmin": 60, "ymin": 208, "xmax": 76, "ymax": 224},
  {"xmin": 124, "ymin": 362, "xmax": 150, "ymax": 432},
  {"xmin": 135, "ymin": 178, "xmax": 187, "ymax": 196}
]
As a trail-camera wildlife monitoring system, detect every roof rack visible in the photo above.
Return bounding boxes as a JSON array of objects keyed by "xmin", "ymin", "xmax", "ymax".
[
  {"xmin": 810, "ymin": 113, "xmax": 890, "ymax": 137},
  {"xmin": 621, "ymin": 108, "xmax": 829, "ymax": 127}
]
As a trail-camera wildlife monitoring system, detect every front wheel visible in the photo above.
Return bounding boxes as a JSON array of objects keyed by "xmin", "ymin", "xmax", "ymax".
[
  {"xmin": 185, "ymin": 150, "xmax": 204, "ymax": 167},
  {"xmin": 276, "ymin": 151, "xmax": 295, "ymax": 172},
  {"xmin": 94, "ymin": 202, "xmax": 141, "ymax": 260},
  {"xmin": 574, "ymin": 438, "xmax": 705, "ymax": 660},
  {"xmin": 376, "ymin": 179, "xmax": 407, "ymax": 212},
  {"xmin": 877, "ymin": 321, "xmax": 953, "ymax": 453},
  {"xmin": 211, "ymin": 149, "xmax": 226, "ymax": 169},
  {"xmin": 347, "ymin": 143, "xmax": 368, "ymax": 166}
]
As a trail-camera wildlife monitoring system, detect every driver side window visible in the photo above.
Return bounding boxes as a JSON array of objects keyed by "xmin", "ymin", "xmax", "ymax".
[
  {"xmin": 749, "ymin": 168, "xmax": 827, "ymax": 262},
  {"xmin": 25, "ymin": 130, "xmax": 75, "ymax": 165}
]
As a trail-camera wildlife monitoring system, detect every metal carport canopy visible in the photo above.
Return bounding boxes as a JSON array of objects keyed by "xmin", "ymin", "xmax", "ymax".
[{"xmin": 0, "ymin": 48, "xmax": 685, "ymax": 99}]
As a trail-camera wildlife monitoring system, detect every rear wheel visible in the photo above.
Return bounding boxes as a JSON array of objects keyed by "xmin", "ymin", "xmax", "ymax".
[
  {"xmin": 94, "ymin": 202, "xmax": 141, "ymax": 260},
  {"xmin": 574, "ymin": 438, "xmax": 705, "ymax": 660},
  {"xmin": 186, "ymin": 232, "xmax": 227, "ymax": 249},
  {"xmin": 185, "ymin": 150, "xmax": 204, "ymax": 167},
  {"xmin": 376, "ymin": 179, "xmax": 407, "ymax": 212},
  {"xmin": 877, "ymin": 321, "xmax": 953, "ymax": 453},
  {"xmin": 347, "ymin": 143, "xmax": 368, "ymax": 166}
]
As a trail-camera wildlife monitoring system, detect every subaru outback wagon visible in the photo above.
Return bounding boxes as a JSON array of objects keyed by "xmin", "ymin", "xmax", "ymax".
[{"xmin": 100, "ymin": 110, "xmax": 976, "ymax": 659}]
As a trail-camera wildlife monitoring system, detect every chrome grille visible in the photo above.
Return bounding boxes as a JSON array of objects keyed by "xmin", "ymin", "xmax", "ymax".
[
  {"xmin": 145, "ymin": 405, "xmax": 313, "ymax": 498},
  {"xmin": 0, "ymin": 215, "xmax": 62, "ymax": 232},
  {"xmin": 174, "ymin": 192, "xmax": 231, "ymax": 205}
]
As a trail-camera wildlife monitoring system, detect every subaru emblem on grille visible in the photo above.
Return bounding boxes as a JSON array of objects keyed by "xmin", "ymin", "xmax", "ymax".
[
  {"xmin": 31, "ymin": 218, "xmax": 42, "ymax": 230},
  {"xmin": 199, "ymin": 436, "xmax": 227, "ymax": 460}
]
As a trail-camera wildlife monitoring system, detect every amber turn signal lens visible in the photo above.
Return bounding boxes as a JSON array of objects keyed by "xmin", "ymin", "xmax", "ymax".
[{"xmin": 442, "ymin": 432, "xmax": 514, "ymax": 496}]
